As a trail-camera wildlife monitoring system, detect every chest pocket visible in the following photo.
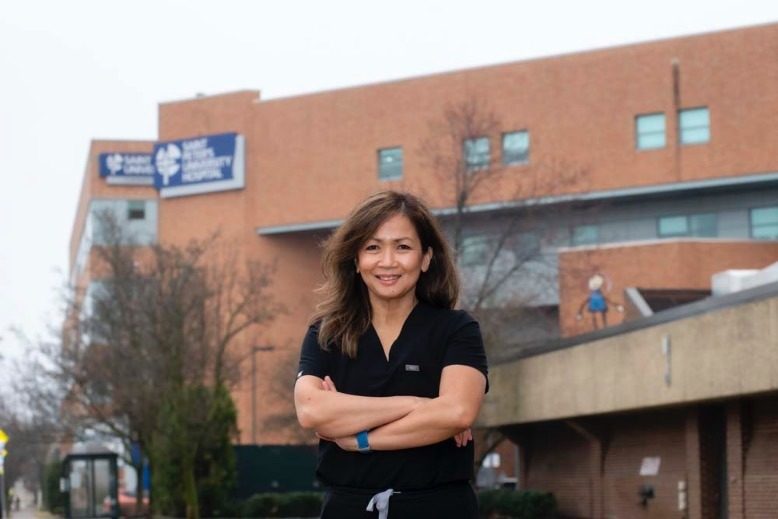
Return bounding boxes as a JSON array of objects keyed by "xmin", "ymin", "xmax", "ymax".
[{"xmin": 390, "ymin": 356, "xmax": 438, "ymax": 398}]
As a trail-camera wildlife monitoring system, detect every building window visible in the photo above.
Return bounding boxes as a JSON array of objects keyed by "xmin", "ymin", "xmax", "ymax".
[
  {"xmin": 377, "ymin": 147, "xmax": 403, "ymax": 180},
  {"xmin": 635, "ymin": 113, "xmax": 666, "ymax": 150},
  {"xmin": 481, "ymin": 452, "xmax": 501, "ymax": 468},
  {"xmin": 127, "ymin": 200, "xmax": 146, "ymax": 220},
  {"xmin": 459, "ymin": 235, "xmax": 490, "ymax": 266},
  {"xmin": 750, "ymin": 206, "xmax": 778, "ymax": 239},
  {"xmin": 690, "ymin": 213, "xmax": 717, "ymax": 237},
  {"xmin": 502, "ymin": 130, "xmax": 529, "ymax": 165},
  {"xmin": 658, "ymin": 213, "xmax": 717, "ymax": 238},
  {"xmin": 572, "ymin": 224, "xmax": 599, "ymax": 246},
  {"xmin": 679, "ymin": 107, "xmax": 710, "ymax": 145},
  {"xmin": 658, "ymin": 215, "xmax": 688, "ymax": 237},
  {"xmin": 464, "ymin": 137, "xmax": 490, "ymax": 170}
]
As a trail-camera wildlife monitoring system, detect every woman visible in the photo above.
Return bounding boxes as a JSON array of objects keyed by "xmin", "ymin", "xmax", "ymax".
[{"xmin": 294, "ymin": 191, "xmax": 488, "ymax": 518}]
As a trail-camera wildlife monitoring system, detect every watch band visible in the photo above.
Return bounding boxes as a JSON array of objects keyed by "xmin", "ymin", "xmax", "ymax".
[{"xmin": 356, "ymin": 430, "xmax": 371, "ymax": 453}]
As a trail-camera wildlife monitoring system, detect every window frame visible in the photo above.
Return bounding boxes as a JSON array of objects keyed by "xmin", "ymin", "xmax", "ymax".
[
  {"xmin": 571, "ymin": 224, "xmax": 599, "ymax": 246},
  {"xmin": 501, "ymin": 130, "xmax": 530, "ymax": 166},
  {"xmin": 377, "ymin": 146, "xmax": 403, "ymax": 181},
  {"xmin": 127, "ymin": 200, "xmax": 146, "ymax": 221},
  {"xmin": 750, "ymin": 206, "xmax": 778, "ymax": 240},
  {"xmin": 657, "ymin": 215, "xmax": 690, "ymax": 238},
  {"xmin": 459, "ymin": 234, "xmax": 491, "ymax": 267},
  {"xmin": 657, "ymin": 212, "xmax": 717, "ymax": 238},
  {"xmin": 463, "ymin": 136, "xmax": 491, "ymax": 171},
  {"xmin": 635, "ymin": 112, "xmax": 666, "ymax": 150},
  {"xmin": 678, "ymin": 106, "xmax": 710, "ymax": 145}
]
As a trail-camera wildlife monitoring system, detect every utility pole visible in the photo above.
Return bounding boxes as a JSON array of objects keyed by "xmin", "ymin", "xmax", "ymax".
[{"xmin": 251, "ymin": 346, "xmax": 275, "ymax": 444}]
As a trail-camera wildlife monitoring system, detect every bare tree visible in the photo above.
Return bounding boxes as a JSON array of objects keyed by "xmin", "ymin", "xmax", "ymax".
[
  {"xmin": 258, "ymin": 345, "xmax": 316, "ymax": 444},
  {"xmin": 417, "ymin": 96, "xmax": 589, "ymax": 476},
  {"xmin": 41, "ymin": 213, "xmax": 279, "ymax": 518}
]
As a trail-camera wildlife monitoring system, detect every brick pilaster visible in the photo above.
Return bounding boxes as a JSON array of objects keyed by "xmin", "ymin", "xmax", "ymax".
[{"xmin": 685, "ymin": 408, "xmax": 702, "ymax": 519}]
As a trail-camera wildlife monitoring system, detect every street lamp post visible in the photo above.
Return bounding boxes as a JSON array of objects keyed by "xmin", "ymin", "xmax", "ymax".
[{"xmin": 251, "ymin": 345, "xmax": 275, "ymax": 445}]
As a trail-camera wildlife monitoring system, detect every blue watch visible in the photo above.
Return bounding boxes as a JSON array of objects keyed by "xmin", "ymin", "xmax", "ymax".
[{"xmin": 356, "ymin": 430, "xmax": 371, "ymax": 453}]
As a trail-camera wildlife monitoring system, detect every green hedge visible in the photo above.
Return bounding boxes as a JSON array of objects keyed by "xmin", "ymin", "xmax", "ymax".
[
  {"xmin": 240, "ymin": 492, "xmax": 323, "ymax": 518},
  {"xmin": 478, "ymin": 489, "xmax": 557, "ymax": 519},
  {"xmin": 43, "ymin": 459, "xmax": 65, "ymax": 515}
]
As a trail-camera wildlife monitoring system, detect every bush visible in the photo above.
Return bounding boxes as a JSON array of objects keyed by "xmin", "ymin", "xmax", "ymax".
[
  {"xmin": 241, "ymin": 493, "xmax": 280, "ymax": 517},
  {"xmin": 479, "ymin": 489, "xmax": 557, "ymax": 519},
  {"xmin": 277, "ymin": 492, "xmax": 323, "ymax": 517},
  {"xmin": 241, "ymin": 492, "xmax": 322, "ymax": 518},
  {"xmin": 43, "ymin": 459, "xmax": 65, "ymax": 515}
]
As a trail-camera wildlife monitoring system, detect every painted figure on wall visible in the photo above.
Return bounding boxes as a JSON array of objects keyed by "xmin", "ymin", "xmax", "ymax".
[{"xmin": 576, "ymin": 273, "xmax": 624, "ymax": 330}]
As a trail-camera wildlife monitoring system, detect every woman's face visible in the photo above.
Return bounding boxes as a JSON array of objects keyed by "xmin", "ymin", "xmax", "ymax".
[{"xmin": 356, "ymin": 213, "xmax": 432, "ymax": 308}]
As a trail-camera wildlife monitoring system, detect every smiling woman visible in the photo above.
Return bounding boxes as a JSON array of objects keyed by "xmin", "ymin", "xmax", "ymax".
[{"xmin": 294, "ymin": 191, "xmax": 488, "ymax": 519}]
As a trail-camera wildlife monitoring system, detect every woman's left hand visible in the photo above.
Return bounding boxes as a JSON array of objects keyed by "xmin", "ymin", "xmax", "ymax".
[{"xmin": 453, "ymin": 428, "xmax": 472, "ymax": 447}]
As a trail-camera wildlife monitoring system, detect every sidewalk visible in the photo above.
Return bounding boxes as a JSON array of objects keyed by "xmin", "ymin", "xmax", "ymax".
[{"xmin": 4, "ymin": 505, "xmax": 59, "ymax": 519}]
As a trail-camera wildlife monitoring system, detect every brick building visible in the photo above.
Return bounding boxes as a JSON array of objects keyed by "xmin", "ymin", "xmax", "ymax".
[{"xmin": 70, "ymin": 22, "xmax": 778, "ymax": 516}]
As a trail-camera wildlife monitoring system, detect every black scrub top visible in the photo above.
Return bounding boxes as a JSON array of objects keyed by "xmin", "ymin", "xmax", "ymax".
[{"xmin": 297, "ymin": 301, "xmax": 489, "ymax": 491}]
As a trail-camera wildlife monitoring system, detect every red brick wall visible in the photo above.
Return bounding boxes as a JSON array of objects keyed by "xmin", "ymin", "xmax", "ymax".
[
  {"xmin": 727, "ymin": 401, "xmax": 747, "ymax": 519},
  {"xmin": 518, "ymin": 409, "xmax": 688, "ymax": 518},
  {"xmin": 603, "ymin": 411, "xmax": 687, "ymax": 519},
  {"xmin": 524, "ymin": 422, "xmax": 593, "ymax": 518},
  {"xmin": 744, "ymin": 396, "xmax": 778, "ymax": 517},
  {"xmin": 247, "ymin": 23, "xmax": 778, "ymax": 228},
  {"xmin": 559, "ymin": 241, "xmax": 778, "ymax": 337},
  {"xmin": 510, "ymin": 395, "xmax": 778, "ymax": 518}
]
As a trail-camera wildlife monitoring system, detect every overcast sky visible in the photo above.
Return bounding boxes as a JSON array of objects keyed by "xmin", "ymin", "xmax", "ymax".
[{"xmin": 2, "ymin": 0, "xmax": 778, "ymax": 366}]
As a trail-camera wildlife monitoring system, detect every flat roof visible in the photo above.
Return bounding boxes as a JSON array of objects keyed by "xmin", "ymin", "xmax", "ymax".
[{"xmin": 494, "ymin": 279, "xmax": 778, "ymax": 364}]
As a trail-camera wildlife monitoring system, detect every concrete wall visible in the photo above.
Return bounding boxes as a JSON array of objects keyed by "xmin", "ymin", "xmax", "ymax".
[
  {"xmin": 558, "ymin": 240, "xmax": 778, "ymax": 337},
  {"xmin": 480, "ymin": 293, "xmax": 778, "ymax": 427}
]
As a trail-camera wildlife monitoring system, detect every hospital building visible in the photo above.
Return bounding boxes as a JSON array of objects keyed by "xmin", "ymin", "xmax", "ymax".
[{"xmin": 70, "ymin": 22, "xmax": 778, "ymax": 518}]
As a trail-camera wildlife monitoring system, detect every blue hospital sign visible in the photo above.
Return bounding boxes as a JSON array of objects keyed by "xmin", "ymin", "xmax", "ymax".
[
  {"xmin": 153, "ymin": 132, "xmax": 245, "ymax": 198},
  {"xmin": 98, "ymin": 153, "xmax": 155, "ymax": 185}
]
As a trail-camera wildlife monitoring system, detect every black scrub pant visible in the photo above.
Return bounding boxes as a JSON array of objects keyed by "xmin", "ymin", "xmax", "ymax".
[{"xmin": 320, "ymin": 481, "xmax": 478, "ymax": 519}]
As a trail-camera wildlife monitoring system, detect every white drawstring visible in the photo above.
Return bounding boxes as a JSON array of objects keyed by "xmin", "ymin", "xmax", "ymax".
[{"xmin": 366, "ymin": 488, "xmax": 398, "ymax": 519}]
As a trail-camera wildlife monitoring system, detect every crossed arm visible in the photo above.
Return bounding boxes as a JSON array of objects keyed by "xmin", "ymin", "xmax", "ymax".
[{"xmin": 293, "ymin": 364, "xmax": 486, "ymax": 451}]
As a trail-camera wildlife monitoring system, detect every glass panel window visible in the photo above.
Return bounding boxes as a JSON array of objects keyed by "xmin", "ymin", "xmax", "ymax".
[
  {"xmin": 464, "ymin": 137, "xmax": 490, "ymax": 170},
  {"xmin": 377, "ymin": 147, "xmax": 403, "ymax": 180},
  {"xmin": 690, "ymin": 213, "xmax": 717, "ymax": 237},
  {"xmin": 658, "ymin": 215, "xmax": 689, "ymax": 237},
  {"xmin": 658, "ymin": 213, "xmax": 718, "ymax": 238},
  {"xmin": 635, "ymin": 113, "xmax": 666, "ymax": 150},
  {"xmin": 127, "ymin": 200, "xmax": 146, "ymax": 220},
  {"xmin": 459, "ymin": 235, "xmax": 490, "ymax": 266},
  {"xmin": 502, "ymin": 130, "xmax": 530, "ymax": 165},
  {"xmin": 482, "ymin": 452, "xmax": 501, "ymax": 468},
  {"xmin": 751, "ymin": 206, "xmax": 778, "ymax": 239},
  {"xmin": 572, "ymin": 224, "xmax": 599, "ymax": 246},
  {"xmin": 679, "ymin": 107, "xmax": 710, "ymax": 145}
]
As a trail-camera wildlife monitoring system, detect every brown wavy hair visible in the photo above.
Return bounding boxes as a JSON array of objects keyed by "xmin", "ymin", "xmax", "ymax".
[{"xmin": 312, "ymin": 191, "xmax": 459, "ymax": 357}]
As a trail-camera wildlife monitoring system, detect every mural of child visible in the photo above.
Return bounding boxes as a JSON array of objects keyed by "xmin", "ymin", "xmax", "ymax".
[{"xmin": 576, "ymin": 273, "xmax": 624, "ymax": 330}]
